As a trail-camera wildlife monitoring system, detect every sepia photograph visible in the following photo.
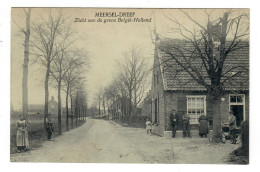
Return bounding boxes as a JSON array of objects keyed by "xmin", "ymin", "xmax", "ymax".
[{"xmin": 9, "ymin": 7, "xmax": 249, "ymax": 164}]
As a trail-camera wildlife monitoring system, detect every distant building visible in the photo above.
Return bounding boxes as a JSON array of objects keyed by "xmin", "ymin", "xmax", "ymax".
[{"xmin": 48, "ymin": 96, "xmax": 59, "ymax": 116}]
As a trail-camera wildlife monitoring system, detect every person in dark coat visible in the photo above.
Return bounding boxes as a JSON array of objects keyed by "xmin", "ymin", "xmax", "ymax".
[
  {"xmin": 170, "ymin": 109, "xmax": 178, "ymax": 138},
  {"xmin": 198, "ymin": 115, "xmax": 209, "ymax": 137},
  {"xmin": 46, "ymin": 114, "xmax": 54, "ymax": 141},
  {"xmin": 182, "ymin": 114, "xmax": 191, "ymax": 138}
]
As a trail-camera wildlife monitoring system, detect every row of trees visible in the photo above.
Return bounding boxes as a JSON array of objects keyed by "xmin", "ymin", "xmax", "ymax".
[
  {"xmin": 18, "ymin": 8, "xmax": 88, "ymax": 135},
  {"xmin": 92, "ymin": 47, "xmax": 150, "ymax": 124}
]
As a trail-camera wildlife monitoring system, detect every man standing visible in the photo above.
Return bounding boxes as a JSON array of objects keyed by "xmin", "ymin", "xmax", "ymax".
[
  {"xmin": 182, "ymin": 114, "xmax": 191, "ymax": 138},
  {"xmin": 170, "ymin": 109, "xmax": 178, "ymax": 138}
]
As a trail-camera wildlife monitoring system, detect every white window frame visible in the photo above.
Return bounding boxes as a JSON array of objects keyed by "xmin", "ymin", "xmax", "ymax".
[
  {"xmin": 229, "ymin": 94, "xmax": 246, "ymax": 123},
  {"xmin": 186, "ymin": 95, "xmax": 207, "ymax": 124}
]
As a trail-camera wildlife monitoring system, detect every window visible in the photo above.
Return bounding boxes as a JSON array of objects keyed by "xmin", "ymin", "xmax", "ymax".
[
  {"xmin": 187, "ymin": 96, "xmax": 206, "ymax": 124},
  {"xmin": 230, "ymin": 95, "xmax": 244, "ymax": 103}
]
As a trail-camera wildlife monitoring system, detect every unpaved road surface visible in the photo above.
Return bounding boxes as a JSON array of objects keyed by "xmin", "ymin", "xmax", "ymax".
[{"xmin": 10, "ymin": 118, "xmax": 240, "ymax": 163}]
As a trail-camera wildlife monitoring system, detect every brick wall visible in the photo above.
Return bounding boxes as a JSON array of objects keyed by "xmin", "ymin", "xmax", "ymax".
[{"xmin": 151, "ymin": 47, "xmax": 166, "ymax": 136}]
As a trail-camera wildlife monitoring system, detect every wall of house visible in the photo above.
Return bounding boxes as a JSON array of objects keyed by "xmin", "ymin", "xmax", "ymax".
[
  {"xmin": 164, "ymin": 91, "xmax": 211, "ymax": 131},
  {"xmin": 151, "ymin": 47, "xmax": 166, "ymax": 136},
  {"xmin": 151, "ymin": 88, "xmax": 250, "ymax": 136}
]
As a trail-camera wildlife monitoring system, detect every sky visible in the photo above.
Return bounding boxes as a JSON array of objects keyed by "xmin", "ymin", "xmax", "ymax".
[
  {"xmin": 10, "ymin": 8, "xmax": 249, "ymax": 110},
  {"xmin": 11, "ymin": 8, "xmax": 158, "ymax": 110}
]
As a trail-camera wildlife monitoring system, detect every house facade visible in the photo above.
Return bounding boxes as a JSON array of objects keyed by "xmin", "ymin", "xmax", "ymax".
[{"xmin": 151, "ymin": 39, "xmax": 249, "ymax": 137}]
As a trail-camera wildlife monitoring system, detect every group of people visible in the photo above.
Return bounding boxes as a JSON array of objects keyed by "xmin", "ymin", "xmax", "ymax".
[
  {"xmin": 146, "ymin": 109, "xmax": 238, "ymax": 141},
  {"xmin": 16, "ymin": 114, "xmax": 54, "ymax": 153},
  {"xmin": 170, "ymin": 109, "xmax": 193, "ymax": 138}
]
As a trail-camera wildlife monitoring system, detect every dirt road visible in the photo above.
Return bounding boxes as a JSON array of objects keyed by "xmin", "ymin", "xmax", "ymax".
[{"xmin": 10, "ymin": 118, "xmax": 239, "ymax": 163}]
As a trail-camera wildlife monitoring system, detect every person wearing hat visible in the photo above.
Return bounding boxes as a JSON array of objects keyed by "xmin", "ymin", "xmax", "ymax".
[
  {"xmin": 229, "ymin": 110, "xmax": 238, "ymax": 144},
  {"xmin": 182, "ymin": 113, "xmax": 191, "ymax": 138},
  {"xmin": 170, "ymin": 109, "xmax": 178, "ymax": 138}
]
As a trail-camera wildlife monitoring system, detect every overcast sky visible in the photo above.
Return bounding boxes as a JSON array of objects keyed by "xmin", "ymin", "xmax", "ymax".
[{"xmin": 11, "ymin": 8, "xmax": 249, "ymax": 110}]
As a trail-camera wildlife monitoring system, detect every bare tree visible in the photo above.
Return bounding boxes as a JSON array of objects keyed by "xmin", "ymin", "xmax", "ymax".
[
  {"xmin": 14, "ymin": 8, "xmax": 32, "ymax": 122},
  {"xmin": 63, "ymin": 50, "xmax": 88, "ymax": 131},
  {"xmin": 117, "ymin": 47, "xmax": 150, "ymax": 123},
  {"xmin": 94, "ymin": 88, "xmax": 103, "ymax": 117},
  {"xmin": 49, "ymin": 45, "xmax": 73, "ymax": 134},
  {"xmin": 15, "ymin": 8, "xmax": 31, "ymax": 123},
  {"xmin": 31, "ymin": 10, "xmax": 66, "ymax": 128},
  {"xmin": 73, "ymin": 81, "xmax": 88, "ymax": 126},
  {"xmin": 159, "ymin": 9, "xmax": 249, "ymax": 143}
]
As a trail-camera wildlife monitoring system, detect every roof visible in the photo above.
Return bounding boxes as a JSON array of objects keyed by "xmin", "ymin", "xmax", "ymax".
[{"xmin": 156, "ymin": 39, "xmax": 249, "ymax": 91}]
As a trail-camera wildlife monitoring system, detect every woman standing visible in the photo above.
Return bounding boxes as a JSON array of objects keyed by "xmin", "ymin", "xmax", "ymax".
[
  {"xmin": 198, "ymin": 115, "xmax": 209, "ymax": 137},
  {"xmin": 16, "ymin": 115, "xmax": 29, "ymax": 152}
]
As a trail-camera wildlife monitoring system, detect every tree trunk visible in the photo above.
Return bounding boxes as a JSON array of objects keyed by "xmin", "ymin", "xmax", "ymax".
[
  {"xmin": 98, "ymin": 99, "xmax": 101, "ymax": 117},
  {"xmin": 58, "ymin": 81, "xmax": 62, "ymax": 135},
  {"xmin": 75, "ymin": 96, "xmax": 78, "ymax": 127},
  {"xmin": 103, "ymin": 100, "xmax": 106, "ymax": 115},
  {"xmin": 211, "ymin": 99, "xmax": 223, "ymax": 143},
  {"xmin": 22, "ymin": 8, "xmax": 31, "ymax": 123},
  {"xmin": 208, "ymin": 83, "xmax": 223, "ymax": 143},
  {"xmin": 129, "ymin": 90, "xmax": 132, "ymax": 124},
  {"xmin": 70, "ymin": 92, "xmax": 73, "ymax": 129},
  {"xmin": 78, "ymin": 106, "xmax": 80, "ymax": 123},
  {"xmin": 66, "ymin": 85, "xmax": 69, "ymax": 131},
  {"xmin": 44, "ymin": 61, "xmax": 50, "ymax": 128}
]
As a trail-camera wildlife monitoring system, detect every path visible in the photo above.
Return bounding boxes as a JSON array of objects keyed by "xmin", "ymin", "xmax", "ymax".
[{"xmin": 10, "ymin": 118, "xmax": 240, "ymax": 163}]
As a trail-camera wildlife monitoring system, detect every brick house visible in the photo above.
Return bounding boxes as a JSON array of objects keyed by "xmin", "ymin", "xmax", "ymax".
[{"xmin": 151, "ymin": 38, "xmax": 249, "ymax": 137}]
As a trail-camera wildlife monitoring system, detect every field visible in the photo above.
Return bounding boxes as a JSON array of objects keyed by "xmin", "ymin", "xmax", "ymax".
[{"xmin": 10, "ymin": 115, "xmax": 86, "ymax": 154}]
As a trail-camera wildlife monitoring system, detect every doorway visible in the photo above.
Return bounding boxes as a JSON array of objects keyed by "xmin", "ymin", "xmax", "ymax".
[
  {"xmin": 229, "ymin": 94, "xmax": 245, "ymax": 127},
  {"xmin": 230, "ymin": 105, "xmax": 244, "ymax": 127}
]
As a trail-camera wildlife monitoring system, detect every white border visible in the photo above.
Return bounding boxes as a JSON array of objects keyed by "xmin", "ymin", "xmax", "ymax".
[{"xmin": 1, "ymin": 0, "xmax": 259, "ymax": 172}]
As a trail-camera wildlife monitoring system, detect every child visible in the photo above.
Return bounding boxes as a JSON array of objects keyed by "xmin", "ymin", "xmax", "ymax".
[{"xmin": 146, "ymin": 118, "xmax": 152, "ymax": 134}]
